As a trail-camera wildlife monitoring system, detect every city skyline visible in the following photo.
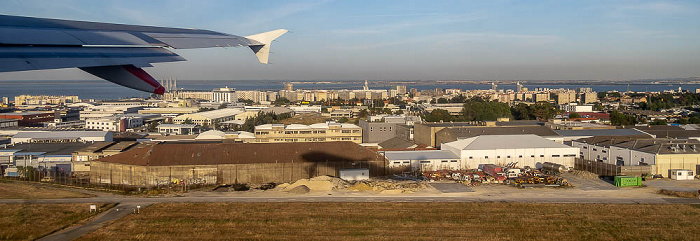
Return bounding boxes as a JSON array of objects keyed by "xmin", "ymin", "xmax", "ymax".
[{"xmin": 1, "ymin": 0, "xmax": 699, "ymax": 81}]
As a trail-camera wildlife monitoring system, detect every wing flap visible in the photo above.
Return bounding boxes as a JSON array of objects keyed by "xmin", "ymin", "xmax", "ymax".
[{"xmin": 0, "ymin": 46, "xmax": 185, "ymax": 72}]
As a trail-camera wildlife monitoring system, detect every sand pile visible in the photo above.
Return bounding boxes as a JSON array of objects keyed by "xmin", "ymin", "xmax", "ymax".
[
  {"xmin": 282, "ymin": 176, "xmax": 349, "ymax": 192},
  {"xmin": 348, "ymin": 180, "xmax": 426, "ymax": 193},
  {"xmin": 570, "ymin": 170, "xmax": 599, "ymax": 179}
]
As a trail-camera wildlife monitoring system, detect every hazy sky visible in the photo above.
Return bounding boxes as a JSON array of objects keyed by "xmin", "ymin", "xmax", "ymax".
[{"xmin": 1, "ymin": 0, "xmax": 699, "ymax": 81}]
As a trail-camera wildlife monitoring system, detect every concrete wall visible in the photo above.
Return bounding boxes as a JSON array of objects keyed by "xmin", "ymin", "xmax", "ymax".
[
  {"xmin": 655, "ymin": 154, "xmax": 700, "ymax": 178},
  {"xmin": 454, "ymin": 148, "xmax": 578, "ymax": 169},
  {"xmin": 387, "ymin": 158, "xmax": 460, "ymax": 172}
]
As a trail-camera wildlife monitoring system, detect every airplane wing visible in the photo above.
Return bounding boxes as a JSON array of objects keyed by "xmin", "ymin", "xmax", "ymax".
[{"xmin": 0, "ymin": 14, "xmax": 287, "ymax": 94}]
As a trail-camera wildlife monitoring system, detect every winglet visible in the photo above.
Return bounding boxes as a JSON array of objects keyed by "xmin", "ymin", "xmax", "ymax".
[{"xmin": 245, "ymin": 29, "xmax": 288, "ymax": 64}]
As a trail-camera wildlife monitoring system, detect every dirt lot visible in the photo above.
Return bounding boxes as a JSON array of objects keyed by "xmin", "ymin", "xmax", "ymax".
[
  {"xmin": 279, "ymin": 113, "xmax": 329, "ymax": 125},
  {"xmin": 0, "ymin": 180, "xmax": 93, "ymax": 199},
  {"xmin": 0, "ymin": 203, "xmax": 109, "ymax": 240},
  {"xmin": 80, "ymin": 202, "xmax": 700, "ymax": 240}
]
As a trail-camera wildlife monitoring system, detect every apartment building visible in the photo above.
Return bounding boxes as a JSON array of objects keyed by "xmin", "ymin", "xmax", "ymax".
[{"xmin": 253, "ymin": 122, "xmax": 362, "ymax": 143}]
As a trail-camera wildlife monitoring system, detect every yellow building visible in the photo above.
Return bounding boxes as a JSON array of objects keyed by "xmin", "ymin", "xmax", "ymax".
[{"xmin": 254, "ymin": 122, "xmax": 362, "ymax": 143}]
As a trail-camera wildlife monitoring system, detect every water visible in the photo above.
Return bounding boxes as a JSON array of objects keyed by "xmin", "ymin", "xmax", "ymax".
[{"xmin": 0, "ymin": 79, "xmax": 697, "ymax": 100}]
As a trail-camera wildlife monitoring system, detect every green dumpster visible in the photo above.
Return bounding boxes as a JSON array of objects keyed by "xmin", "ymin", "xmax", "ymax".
[{"xmin": 614, "ymin": 176, "xmax": 642, "ymax": 187}]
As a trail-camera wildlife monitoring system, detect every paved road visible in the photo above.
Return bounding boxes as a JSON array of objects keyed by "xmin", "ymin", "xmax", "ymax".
[
  {"xmin": 430, "ymin": 183, "xmax": 474, "ymax": 193},
  {"xmin": 561, "ymin": 173, "xmax": 619, "ymax": 191},
  {"xmin": 39, "ymin": 203, "xmax": 152, "ymax": 241},
  {"xmin": 645, "ymin": 179, "xmax": 700, "ymax": 193},
  {"xmin": 3, "ymin": 194, "xmax": 698, "ymax": 205}
]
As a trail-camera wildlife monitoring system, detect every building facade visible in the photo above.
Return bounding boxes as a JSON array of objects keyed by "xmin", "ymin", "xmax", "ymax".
[{"xmin": 254, "ymin": 122, "xmax": 362, "ymax": 143}]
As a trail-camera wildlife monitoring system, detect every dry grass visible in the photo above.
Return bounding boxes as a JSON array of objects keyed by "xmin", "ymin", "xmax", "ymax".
[
  {"xmin": 280, "ymin": 113, "xmax": 330, "ymax": 125},
  {"xmin": 80, "ymin": 202, "xmax": 700, "ymax": 240},
  {"xmin": 658, "ymin": 189, "xmax": 699, "ymax": 198},
  {"xmin": 0, "ymin": 180, "xmax": 93, "ymax": 199},
  {"xmin": 0, "ymin": 203, "xmax": 108, "ymax": 240}
]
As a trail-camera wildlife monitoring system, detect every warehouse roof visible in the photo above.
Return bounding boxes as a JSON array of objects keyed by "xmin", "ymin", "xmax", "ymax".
[
  {"xmin": 1, "ymin": 142, "xmax": 92, "ymax": 155},
  {"xmin": 157, "ymin": 124, "xmax": 198, "ymax": 128},
  {"xmin": 378, "ymin": 137, "xmax": 416, "ymax": 150},
  {"xmin": 13, "ymin": 131, "xmax": 111, "ymax": 139},
  {"xmin": 93, "ymin": 142, "xmax": 386, "ymax": 166},
  {"xmin": 605, "ymin": 138, "xmax": 700, "ymax": 155},
  {"xmin": 632, "ymin": 126, "xmax": 700, "ymax": 139},
  {"xmin": 554, "ymin": 129, "xmax": 651, "ymax": 137},
  {"xmin": 384, "ymin": 150, "xmax": 458, "ymax": 160},
  {"xmin": 174, "ymin": 108, "xmax": 243, "ymax": 120},
  {"xmin": 440, "ymin": 126, "xmax": 559, "ymax": 139},
  {"xmin": 445, "ymin": 134, "xmax": 573, "ymax": 150}
]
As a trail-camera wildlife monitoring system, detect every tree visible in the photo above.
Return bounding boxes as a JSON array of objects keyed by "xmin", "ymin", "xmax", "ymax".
[
  {"xmin": 649, "ymin": 119, "xmax": 667, "ymax": 125},
  {"xmin": 690, "ymin": 117, "xmax": 700, "ymax": 124},
  {"xmin": 529, "ymin": 102, "xmax": 558, "ymax": 121},
  {"xmin": 273, "ymin": 97, "xmax": 290, "ymax": 106},
  {"xmin": 239, "ymin": 111, "xmax": 291, "ymax": 132},
  {"xmin": 511, "ymin": 103, "xmax": 531, "ymax": 120},
  {"xmin": 147, "ymin": 121, "xmax": 160, "ymax": 132},
  {"xmin": 338, "ymin": 117, "xmax": 349, "ymax": 123},
  {"xmin": 568, "ymin": 112, "xmax": 581, "ymax": 119},
  {"xmin": 183, "ymin": 118, "xmax": 194, "ymax": 124},
  {"xmin": 610, "ymin": 111, "xmax": 637, "ymax": 126},
  {"xmin": 423, "ymin": 109, "xmax": 455, "ymax": 122},
  {"xmin": 449, "ymin": 95, "xmax": 467, "ymax": 103},
  {"xmin": 372, "ymin": 99, "xmax": 385, "ymax": 108},
  {"xmin": 357, "ymin": 109, "xmax": 369, "ymax": 119},
  {"xmin": 321, "ymin": 107, "xmax": 329, "ymax": 113},
  {"xmin": 593, "ymin": 102, "xmax": 604, "ymax": 111},
  {"xmin": 461, "ymin": 99, "xmax": 512, "ymax": 121},
  {"xmin": 218, "ymin": 103, "xmax": 228, "ymax": 109},
  {"xmin": 437, "ymin": 98, "xmax": 448, "ymax": 104}
]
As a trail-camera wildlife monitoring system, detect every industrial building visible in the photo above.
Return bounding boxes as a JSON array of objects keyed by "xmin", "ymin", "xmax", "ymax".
[
  {"xmin": 253, "ymin": 122, "xmax": 362, "ymax": 143},
  {"xmin": 383, "ymin": 150, "xmax": 460, "ymax": 171},
  {"xmin": 0, "ymin": 111, "xmax": 54, "ymax": 127},
  {"xmin": 441, "ymin": 134, "xmax": 578, "ymax": 169},
  {"xmin": 12, "ymin": 131, "xmax": 113, "ymax": 144},
  {"xmin": 157, "ymin": 124, "xmax": 200, "ymax": 135},
  {"xmin": 1, "ymin": 142, "xmax": 92, "ymax": 176},
  {"xmin": 90, "ymin": 142, "xmax": 387, "ymax": 186},
  {"xmin": 173, "ymin": 108, "xmax": 243, "ymax": 125},
  {"xmin": 358, "ymin": 115, "xmax": 421, "ymax": 143},
  {"xmin": 573, "ymin": 136, "xmax": 700, "ymax": 176},
  {"xmin": 434, "ymin": 125, "xmax": 562, "ymax": 147},
  {"xmin": 0, "ymin": 118, "xmax": 18, "ymax": 129}
]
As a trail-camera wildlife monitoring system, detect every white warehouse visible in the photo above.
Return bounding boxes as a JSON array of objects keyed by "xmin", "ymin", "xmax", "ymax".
[{"xmin": 441, "ymin": 134, "xmax": 579, "ymax": 169}]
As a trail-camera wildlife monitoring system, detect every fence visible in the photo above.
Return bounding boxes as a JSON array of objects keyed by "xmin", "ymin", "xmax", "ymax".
[{"xmin": 574, "ymin": 159, "xmax": 653, "ymax": 177}]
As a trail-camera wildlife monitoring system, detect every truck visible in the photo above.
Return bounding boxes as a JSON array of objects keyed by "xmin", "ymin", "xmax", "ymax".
[
  {"xmin": 505, "ymin": 168, "xmax": 522, "ymax": 178},
  {"xmin": 482, "ymin": 164, "xmax": 507, "ymax": 181}
]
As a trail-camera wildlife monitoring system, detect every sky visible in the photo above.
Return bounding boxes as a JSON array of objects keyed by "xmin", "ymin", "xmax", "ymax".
[{"xmin": 1, "ymin": 0, "xmax": 699, "ymax": 81}]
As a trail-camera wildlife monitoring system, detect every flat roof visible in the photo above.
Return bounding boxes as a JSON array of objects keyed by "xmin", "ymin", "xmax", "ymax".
[
  {"xmin": 554, "ymin": 129, "xmax": 651, "ymax": 137},
  {"xmin": 445, "ymin": 134, "xmax": 573, "ymax": 150},
  {"xmin": 94, "ymin": 142, "xmax": 385, "ymax": 166},
  {"xmin": 2, "ymin": 142, "xmax": 92, "ymax": 155},
  {"xmin": 384, "ymin": 150, "xmax": 458, "ymax": 160}
]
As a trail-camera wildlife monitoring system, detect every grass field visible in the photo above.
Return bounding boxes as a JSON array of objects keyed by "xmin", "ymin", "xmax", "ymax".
[
  {"xmin": 80, "ymin": 202, "xmax": 700, "ymax": 240},
  {"xmin": 0, "ymin": 180, "xmax": 93, "ymax": 199},
  {"xmin": 0, "ymin": 203, "xmax": 110, "ymax": 240}
]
